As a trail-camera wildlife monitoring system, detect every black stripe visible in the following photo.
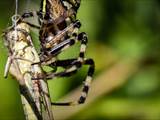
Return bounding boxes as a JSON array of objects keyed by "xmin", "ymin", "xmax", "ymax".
[
  {"xmin": 85, "ymin": 59, "xmax": 94, "ymax": 65},
  {"xmin": 75, "ymin": 61, "xmax": 82, "ymax": 68},
  {"xmin": 74, "ymin": 20, "xmax": 81, "ymax": 28},
  {"xmin": 78, "ymin": 96, "xmax": 86, "ymax": 104},
  {"xmin": 51, "ymin": 102, "xmax": 70, "ymax": 106},
  {"xmin": 49, "ymin": 39, "xmax": 71, "ymax": 55},
  {"xmin": 72, "ymin": 32, "xmax": 77, "ymax": 37},
  {"xmin": 88, "ymin": 66, "xmax": 94, "ymax": 77},
  {"xmin": 54, "ymin": 70, "xmax": 77, "ymax": 77},
  {"xmin": 70, "ymin": 39, "xmax": 75, "ymax": 45},
  {"xmin": 78, "ymin": 32, "xmax": 88, "ymax": 44},
  {"xmin": 79, "ymin": 52, "xmax": 84, "ymax": 58},
  {"xmin": 85, "ymin": 59, "xmax": 95, "ymax": 76},
  {"xmin": 83, "ymin": 85, "xmax": 89, "ymax": 93},
  {"xmin": 52, "ymin": 59, "xmax": 76, "ymax": 67},
  {"xmin": 78, "ymin": 32, "xmax": 83, "ymax": 40},
  {"xmin": 82, "ymin": 37, "xmax": 88, "ymax": 44}
]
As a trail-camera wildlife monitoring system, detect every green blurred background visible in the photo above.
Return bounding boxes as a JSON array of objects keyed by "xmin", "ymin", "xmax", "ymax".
[{"xmin": 0, "ymin": 0, "xmax": 160, "ymax": 120}]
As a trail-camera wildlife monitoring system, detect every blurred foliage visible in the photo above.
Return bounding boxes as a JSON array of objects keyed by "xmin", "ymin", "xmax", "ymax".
[{"xmin": 0, "ymin": 0, "xmax": 160, "ymax": 120}]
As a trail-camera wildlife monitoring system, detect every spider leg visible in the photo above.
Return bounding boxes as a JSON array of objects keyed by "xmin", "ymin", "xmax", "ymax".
[
  {"xmin": 31, "ymin": 58, "xmax": 78, "ymax": 80},
  {"xmin": 32, "ymin": 58, "xmax": 94, "ymax": 106},
  {"xmin": 77, "ymin": 32, "xmax": 88, "ymax": 61},
  {"xmin": 49, "ymin": 37, "xmax": 77, "ymax": 55},
  {"xmin": 48, "ymin": 58, "xmax": 95, "ymax": 106},
  {"xmin": 32, "ymin": 59, "xmax": 80, "ymax": 80},
  {"xmin": 49, "ymin": 58, "xmax": 77, "ymax": 68}
]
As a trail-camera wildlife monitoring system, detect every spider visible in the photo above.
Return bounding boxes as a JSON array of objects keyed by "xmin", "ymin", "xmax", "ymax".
[{"xmin": 17, "ymin": 0, "xmax": 95, "ymax": 106}]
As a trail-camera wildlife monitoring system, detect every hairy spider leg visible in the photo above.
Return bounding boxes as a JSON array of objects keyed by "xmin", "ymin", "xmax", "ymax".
[{"xmin": 52, "ymin": 58, "xmax": 95, "ymax": 105}]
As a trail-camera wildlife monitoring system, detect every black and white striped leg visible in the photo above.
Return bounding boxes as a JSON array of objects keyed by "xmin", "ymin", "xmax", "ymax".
[
  {"xmin": 32, "ymin": 58, "xmax": 95, "ymax": 106},
  {"xmin": 31, "ymin": 58, "xmax": 78, "ymax": 80},
  {"xmin": 32, "ymin": 59, "xmax": 81, "ymax": 80},
  {"xmin": 48, "ymin": 37, "xmax": 77, "ymax": 56},
  {"xmin": 77, "ymin": 32, "xmax": 88, "ymax": 61},
  {"xmin": 49, "ymin": 58, "xmax": 77, "ymax": 68},
  {"xmin": 51, "ymin": 58, "xmax": 95, "ymax": 106}
]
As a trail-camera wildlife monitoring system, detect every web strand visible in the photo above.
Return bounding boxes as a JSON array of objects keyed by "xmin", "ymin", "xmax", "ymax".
[
  {"xmin": 14, "ymin": 0, "xmax": 19, "ymax": 41},
  {"xmin": 15, "ymin": 0, "xmax": 18, "ymax": 15}
]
